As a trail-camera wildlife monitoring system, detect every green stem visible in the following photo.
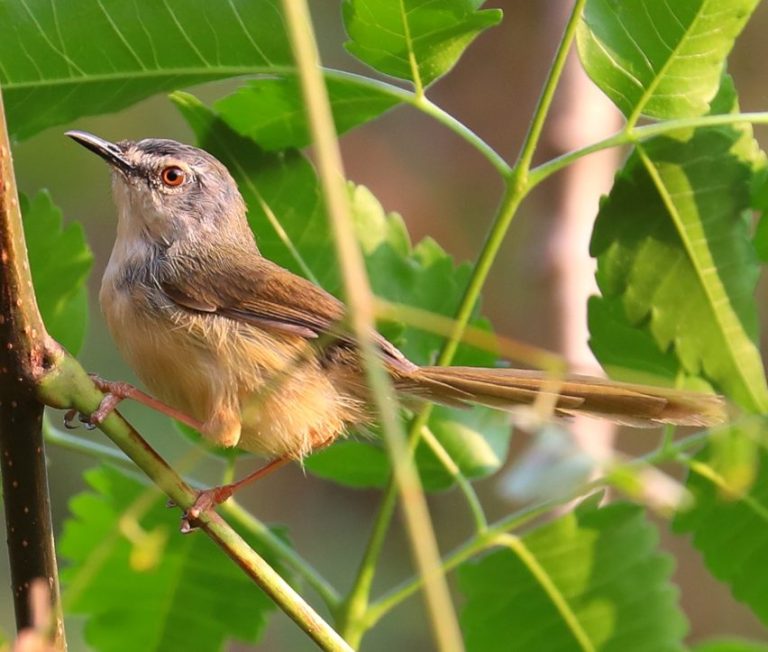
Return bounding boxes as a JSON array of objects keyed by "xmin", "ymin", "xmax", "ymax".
[
  {"xmin": 345, "ymin": 139, "xmax": 520, "ymax": 646},
  {"xmin": 341, "ymin": 0, "xmax": 589, "ymax": 635},
  {"xmin": 366, "ymin": 500, "xmax": 554, "ymax": 626},
  {"xmin": 339, "ymin": 183, "xmax": 525, "ymax": 628},
  {"xmin": 436, "ymin": 0, "xmax": 587, "ymax": 371},
  {"xmin": 439, "ymin": 185, "xmax": 524, "ymax": 368},
  {"xmin": 529, "ymin": 111, "xmax": 768, "ymax": 187},
  {"xmin": 222, "ymin": 501, "xmax": 341, "ymax": 610},
  {"xmin": 419, "ymin": 426, "xmax": 487, "ymax": 533},
  {"xmin": 222, "ymin": 457, "xmax": 236, "ymax": 485},
  {"xmin": 322, "ymin": 69, "xmax": 511, "ymax": 178},
  {"xmin": 660, "ymin": 424, "xmax": 676, "ymax": 454},
  {"xmin": 337, "ymin": 484, "xmax": 398, "ymax": 644},
  {"xmin": 283, "ymin": 3, "xmax": 463, "ymax": 650},
  {"xmin": 528, "ymin": 130, "xmax": 627, "ymax": 187},
  {"xmin": 365, "ymin": 427, "xmax": 712, "ymax": 625},
  {"xmin": 36, "ymin": 352, "xmax": 351, "ymax": 652},
  {"xmin": 336, "ymin": 407, "xmax": 450, "ymax": 643},
  {"xmin": 513, "ymin": 0, "xmax": 587, "ymax": 179},
  {"xmin": 338, "ymin": 420, "xmax": 489, "ymax": 640},
  {"xmin": 498, "ymin": 534, "xmax": 595, "ymax": 652},
  {"xmin": 414, "ymin": 95, "xmax": 511, "ymax": 177}
]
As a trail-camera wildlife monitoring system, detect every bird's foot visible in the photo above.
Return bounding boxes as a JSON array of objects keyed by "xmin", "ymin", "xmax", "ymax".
[
  {"xmin": 180, "ymin": 485, "xmax": 236, "ymax": 533},
  {"xmin": 63, "ymin": 376, "xmax": 136, "ymax": 430}
]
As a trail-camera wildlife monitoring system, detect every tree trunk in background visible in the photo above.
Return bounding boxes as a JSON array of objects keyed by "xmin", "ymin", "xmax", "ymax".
[
  {"xmin": 499, "ymin": 6, "xmax": 622, "ymax": 504},
  {"xmin": 546, "ymin": 9, "xmax": 622, "ymax": 466}
]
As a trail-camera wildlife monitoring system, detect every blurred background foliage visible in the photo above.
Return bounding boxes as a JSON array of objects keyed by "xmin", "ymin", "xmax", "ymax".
[{"xmin": 3, "ymin": 1, "xmax": 768, "ymax": 649}]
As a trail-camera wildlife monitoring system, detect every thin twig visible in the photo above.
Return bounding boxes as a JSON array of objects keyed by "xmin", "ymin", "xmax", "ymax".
[
  {"xmin": 341, "ymin": 0, "xmax": 591, "ymax": 634},
  {"xmin": 281, "ymin": 2, "xmax": 464, "ymax": 650},
  {"xmin": 365, "ymin": 427, "xmax": 713, "ymax": 624}
]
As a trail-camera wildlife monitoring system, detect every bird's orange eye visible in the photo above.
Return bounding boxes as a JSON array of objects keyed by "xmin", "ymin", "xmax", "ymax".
[{"xmin": 161, "ymin": 166, "xmax": 185, "ymax": 187}]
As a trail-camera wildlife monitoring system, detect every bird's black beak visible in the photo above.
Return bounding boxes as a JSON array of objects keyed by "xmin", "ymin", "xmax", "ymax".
[{"xmin": 65, "ymin": 130, "xmax": 135, "ymax": 176}]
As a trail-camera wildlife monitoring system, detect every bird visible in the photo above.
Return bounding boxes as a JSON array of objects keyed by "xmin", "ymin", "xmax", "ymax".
[{"xmin": 65, "ymin": 130, "xmax": 727, "ymax": 521}]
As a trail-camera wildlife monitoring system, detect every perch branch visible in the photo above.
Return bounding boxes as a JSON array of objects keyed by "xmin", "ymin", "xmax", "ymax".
[{"xmin": 0, "ymin": 85, "xmax": 66, "ymax": 648}]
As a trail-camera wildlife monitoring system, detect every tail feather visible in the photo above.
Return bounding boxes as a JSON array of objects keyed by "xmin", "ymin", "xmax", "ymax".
[{"xmin": 401, "ymin": 366, "xmax": 727, "ymax": 427}]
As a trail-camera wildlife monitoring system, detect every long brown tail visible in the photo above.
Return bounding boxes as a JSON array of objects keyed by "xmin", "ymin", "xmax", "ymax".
[{"xmin": 398, "ymin": 366, "xmax": 727, "ymax": 427}]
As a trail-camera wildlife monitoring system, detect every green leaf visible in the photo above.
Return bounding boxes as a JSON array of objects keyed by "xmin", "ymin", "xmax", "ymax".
[
  {"xmin": 673, "ymin": 441, "xmax": 768, "ymax": 626},
  {"xmin": 589, "ymin": 79, "xmax": 768, "ymax": 412},
  {"xmin": 22, "ymin": 191, "xmax": 92, "ymax": 355},
  {"xmin": 343, "ymin": 0, "xmax": 501, "ymax": 88},
  {"xmin": 171, "ymin": 92, "xmax": 509, "ymax": 490},
  {"xmin": 693, "ymin": 640, "xmax": 768, "ymax": 652},
  {"xmin": 302, "ymin": 440, "xmax": 391, "ymax": 488},
  {"xmin": 0, "ymin": 0, "xmax": 292, "ymax": 140},
  {"xmin": 215, "ymin": 74, "xmax": 401, "ymax": 151},
  {"xmin": 587, "ymin": 295, "xmax": 681, "ymax": 384},
  {"xmin": 753, "ymin": 214, "xmax": 768, "ymax": 263},
  {"xmin": 60, "ymin": 465, "xmax": 288, "ymax": 651},
  {"xmin": 459, "ymin": 501, "xmax": 687, "ymax": 651},
  {"xmin": 577, "ymin": 0, "xmax": 760, "ymax": 121},
  {"xmin": 751, "ymin": 164, "xmax": 768, "ymax": 262}
]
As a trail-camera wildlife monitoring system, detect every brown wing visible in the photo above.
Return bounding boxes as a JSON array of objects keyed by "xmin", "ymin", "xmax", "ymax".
[{"xmin": 158, "ymin": 250, "xmax": 416, "ymax": 372}]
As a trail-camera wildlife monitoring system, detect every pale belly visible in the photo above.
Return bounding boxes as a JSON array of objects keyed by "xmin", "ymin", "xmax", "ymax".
[{"xmin": 99, "ymin": 280, "xmax": 365, "ymax": 459}]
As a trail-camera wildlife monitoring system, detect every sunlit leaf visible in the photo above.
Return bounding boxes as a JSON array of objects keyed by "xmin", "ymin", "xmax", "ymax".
[
  {"xmin": 589, "ymin": 79, "xmax": 768, "ymax": 411},
  {"xmin": 459, "ymin": 500, "xmax": 687, "ymax": 651},
  {"xmin": 343, "ymin": 0, "xmax": 501, "ymax": 87},
  {"xmin": 577, "ymin": 0, "xmax": 760, "ymax": 119},
  {"xmin": 0, "ymin": 0, "xmax": 292, "ymax": 139}
]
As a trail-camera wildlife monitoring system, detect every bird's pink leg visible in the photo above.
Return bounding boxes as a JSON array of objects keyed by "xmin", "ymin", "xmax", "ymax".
[
  {"xmin": 64, "ymin": 375, "xmax": 205, "ymax": 431},
  {"xmin": 181, "ymin": 457, "xmax": 292, "ymax": 533}
]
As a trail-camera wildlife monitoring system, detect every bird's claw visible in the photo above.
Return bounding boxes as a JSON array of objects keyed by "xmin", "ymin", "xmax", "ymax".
[
  {"xmin": 179, "ymin": 486, "xmax": 234, "ymax": 534},
  {"xmin": 63, "ymin": 409, "xmax": 98, "ymax": 430},
  {"xmin": 63, "ymin": 409, "xmax": 79, "ymax": 429}
]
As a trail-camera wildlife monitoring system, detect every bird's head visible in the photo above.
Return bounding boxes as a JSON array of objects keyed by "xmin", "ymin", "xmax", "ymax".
[{"xmin": 66, "ymin": 130, "xmax": 249, "ymax": 248}]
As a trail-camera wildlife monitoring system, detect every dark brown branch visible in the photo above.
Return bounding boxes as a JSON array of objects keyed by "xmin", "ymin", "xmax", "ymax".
[{"xmin": 0, "ymin": 86, "xmax": 65, "ymax": 647}]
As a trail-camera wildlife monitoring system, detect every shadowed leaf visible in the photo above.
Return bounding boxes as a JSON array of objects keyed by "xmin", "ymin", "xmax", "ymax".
[
  {"xmin": 459, "ymin": 500, "xmax": 687, "ymax": 651},
  {"xmin": 60, "ymin": 466, "xmax": 290, "ymax": 652},
  {"xmin": 674, "ymin": 439, "xmax": 768, "ymax": 627},
  {"xmin": 216, "ymin": 75, "xmax": 401, "ymax": 151},
  {"xmin": 22, "ymin": 191, "xmax": 92, "ymax": 354}
]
